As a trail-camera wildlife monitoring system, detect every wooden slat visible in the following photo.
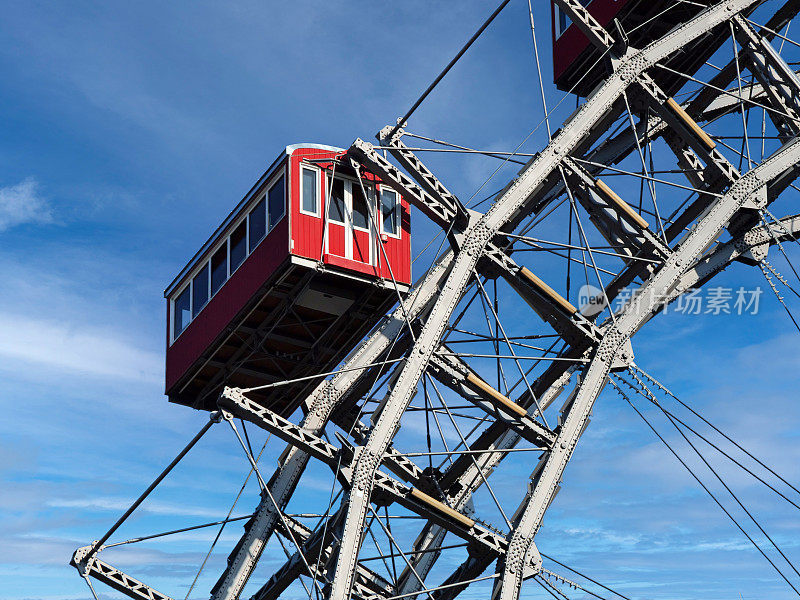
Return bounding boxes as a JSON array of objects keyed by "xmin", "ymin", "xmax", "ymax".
[
  {"xmin": 466, "ymin": 372, "xmax": 527, "ymax": 419},
  {"xmin": 666, "ymin": 97, "xmax": 717, "ymax": 150},
  {"xmin": 595, "ymin": 179, "xmax": 651, "ymax": 230},
  {"xmin": 409, "ymin": 488, "xmax": 475, "ymax": 529},
  {"xmin": 518, "ymin": 267, "xmax": 578, "ymax": 315}
]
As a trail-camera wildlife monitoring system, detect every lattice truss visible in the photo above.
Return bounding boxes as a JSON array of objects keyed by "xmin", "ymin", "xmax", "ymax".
[{"xmin": 72, "ymin": 1, "xmax": 800, "ymax": 599}]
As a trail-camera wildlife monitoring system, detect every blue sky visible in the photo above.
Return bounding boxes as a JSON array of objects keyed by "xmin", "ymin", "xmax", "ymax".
[{"xmin": 2, "ymin": 2, "xmax": 800, "ymax": 600}]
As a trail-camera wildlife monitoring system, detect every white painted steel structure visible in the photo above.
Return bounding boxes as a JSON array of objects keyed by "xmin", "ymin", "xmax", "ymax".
[{"xmin": 71, "ymin": 2, "xmax": 800, "ymax": 599}]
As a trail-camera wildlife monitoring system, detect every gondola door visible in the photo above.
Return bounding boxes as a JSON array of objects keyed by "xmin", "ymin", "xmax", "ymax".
[{"xmin": 326, "ymin": 175, "xmax": 375, "ymax": 269}]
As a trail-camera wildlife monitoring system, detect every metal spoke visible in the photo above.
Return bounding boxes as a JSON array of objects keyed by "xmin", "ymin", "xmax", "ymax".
[{"xmin": 71, "ymin": 4, "xmax": 800, "ymax": 600}]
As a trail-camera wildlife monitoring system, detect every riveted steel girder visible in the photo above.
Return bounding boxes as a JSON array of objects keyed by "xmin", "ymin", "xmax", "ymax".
[
  {"xmin": 733, "ymin": 13, "xmax": 800, "ymax": 139},
  {"xmin": 669, "ymin": 212, "xmax": 800, "ymax": 302},
  {"xmin": 328, "ymin": 4, "xmax": 760, "ymax": 597},
  {"xmin": 70, "ymin": 4, "xmax": 800, "ymax": 600},
  {"xmin": 72, "ymin": 546, "xmax": 174, "ymax": 600},
  {"xmin": 376, "ymin": 127, "xmax": 471, "ymax": 229},
  {"xmin": 211, "ymin": 253, "xmax": 455, "ymax": 600},
  {"xmin": 552, "ymin": 0, "xmax": 616, "ymax": 52},
  {"xmin": 219, "ymin": 388, "xmax": 537, "ymax": 562},
  {"xmin": 496, "ymin": 134, "xmax": 800, "ymax": 600}
]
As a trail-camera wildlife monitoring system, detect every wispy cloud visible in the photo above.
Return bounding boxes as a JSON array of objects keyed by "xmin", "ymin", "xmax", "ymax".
[
  {"xmin": 49, "ymin": 496, "xmax": 226, "ymax": 519},
  {"xmin": 0, "ymin": 178, "xmax": 52, "ymax": 231},
  {"xmin": 0, "ymin": 312, "xmax": 161, "ymax": 383},
  {"xmin": 0, "ymin": 238, "xmax": 164, "ymax": 386},
  {"xmin": 1, "ymin": 3, "xmax": 799, "ymax": 600}
]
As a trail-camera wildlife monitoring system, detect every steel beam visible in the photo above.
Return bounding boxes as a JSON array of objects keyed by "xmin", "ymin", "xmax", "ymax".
[
  {"xmin": 72, "ymin": 546, "xmax": 174, "ymax": 600},
  {"xmin": 669, "ymin": 212, "xmax": 800, "ymax": 301},
  {"xmin": 219, "ymin": 387, "xmax": 524, "ymax": 557},
  {"xmin": 552, "ymin": 0, "xmax": 616, "ymax": 52},
  {"xmin": 211, "ymin": 253, "xmax": 454, "ymax": 600},
  {"xmin": 349, "ymin": 138, "xmax": 463, "ymax": 231},
  {"xmin": 376, "ymin": 127, "xmax": 470, "ymax": 229},
  {"xmin": 560, "ymin": 156, "xmax": 670, "ymax": 261},
  {"xmin": 382, "ymin": 2, "xmax": 768, "ymax": 597},
  {"xmin": 733, "ymin": 13, "xmax": 800, "ymax": 139},
  {"xmin": 382, "ymin": 3, "xmax": 770, "ymax": 598},
  {"xmin": 427, "ymin": 350, "xmax": 557, "ymax": 448},
  {"xmin": 496, "ymin": 132, "xmax": 800, "ymax": 600}
]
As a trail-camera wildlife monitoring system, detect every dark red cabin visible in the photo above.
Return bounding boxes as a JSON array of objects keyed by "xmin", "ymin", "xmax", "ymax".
[
  {"xmin": 164, "ymin": 144, "xmax": 411, "ymax": 414},
  {"xmin": 552, "ymin": 0, "xmax": 709, "ymax": 96}
]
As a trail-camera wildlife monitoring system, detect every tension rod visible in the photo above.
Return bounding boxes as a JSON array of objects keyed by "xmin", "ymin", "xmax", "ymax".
[
  {"xmin": 86, "ymin": 411, "xmax": 221, "ymax": 558},
  {"xmin": 388, "ymin": 0, "xmax": 513, "ymax": 140}
]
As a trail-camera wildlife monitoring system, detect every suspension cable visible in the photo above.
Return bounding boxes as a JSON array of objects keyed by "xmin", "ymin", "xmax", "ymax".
[
  {"xmin": 611, "ymin": 379, "xmax": 800, "ymax": 596},
  {"xmin": 539, "ymin": 553, "xmax": 633, "ymax": 600},
  {"xmin": 622, "ymin": 372, "xmax": 800, "ymax": 580},
  {"xmin": 622, "ymin": 369, "xmax": 800, "ymax": 512},
  {"xmin": 184, "ymin": 434, "xmax": 268, "ymax": 600},
  {"xmin": 388, "ymin": 0, "xmax": 513, "ymax": 139},
  {"xmin": 539, "ymin": 567, "xmax": 610, "ymax": 600},
  {"xmin": 103, "ymin": 513, "xmax": 255, "ymax": 548},
  {"xmin": 760, "ymin": 261, "xmax": 800, "ymax": 333},
  {"xmin": 631, "ymin": 364, "xmax": 800, "ymax": 497},
  {"xmin": 87, "ymin": 412, "xmax": 219, "ymax": 558}
]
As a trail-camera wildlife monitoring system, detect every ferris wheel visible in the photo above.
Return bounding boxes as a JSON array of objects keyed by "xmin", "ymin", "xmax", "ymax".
[{"xmin": 71, "ymin": 1, "xmax": 800, "ymax": 599}]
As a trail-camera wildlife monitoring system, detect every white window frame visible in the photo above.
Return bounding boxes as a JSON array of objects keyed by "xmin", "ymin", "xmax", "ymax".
[
  {"xmin": 248, "ymin": 192, "xmax": 268, "ymax": 251},
  {"xmin": 325, "ymin": 174, "xmax": 376, "ymax": 265},
  {"xmin": 328, "ymin": 173, "xmax": 376, "ymax": 230},
  {"xmin": 191, "ymin": 260, "xmax": 211, "ymax": 320},
  {"xmin": 171, "ymin": 283, "xmax": 192, "ymax": 344},
  {"xmin": 169, "ymin": 166, "xmax": 289, "ymax": 347},
  {"xmin": 209, "ymin": 242, "xmax": 229, "ymax": 297},
  {"xmin": 226, "ymin": 237, "xmax": 231, "ymax": 278},
  {"xmin": 267, "ymin": 172, "xmax": 287, "ymax": 232},
  {"xmin": 228, "ymin": 217, "xmax": 249, "ymax": 278},
  {"xmin": 379, "ymin": 186, "xmax": 402, "ymax": 239},
  {"xmin": 554, "ymin": 5, "xmax": 567, "ymax": 39},
  {"xmin": 349, "ymin": 178, "xmax": 375, "ymax": 233},
  {"xmin": 299, "ymin": 165, "xmax": 321, "ymax": 217},
  {"xmin": 327, "ymin": 174, "xmax": 347, "ymax": 226}
]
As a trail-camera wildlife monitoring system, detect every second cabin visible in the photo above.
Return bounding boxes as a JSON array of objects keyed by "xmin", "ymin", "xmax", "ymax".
[
  {"xmin": 552, "ymin": 0, "xmax": 711, "ymax": 96},
  {"xmin": 164, "ymin": 144, "xmax": 411, "ymax": 415}
]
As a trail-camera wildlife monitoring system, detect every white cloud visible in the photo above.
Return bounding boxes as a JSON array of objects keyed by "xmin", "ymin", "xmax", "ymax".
[
  {"xmin": 0, "ymin": 312, "xmax": 161, "ymax": 383},
  {"xmin": 0, "ymin": 533, "xmax": 211, "ymax": 568},
  {"xmin": 0, "ymin": 178, "xmax": 52, "ymax": 231},
  {"xmin": 48, "ymin": 496, "xmax": 224, "ymax": 519},
  {"xmin": 0, "ymin": 245, "xmax": 164, "ymax": 386}
]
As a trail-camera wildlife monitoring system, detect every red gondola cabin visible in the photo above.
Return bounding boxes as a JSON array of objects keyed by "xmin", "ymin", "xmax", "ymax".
[
  {"xmin": 552, "ymin": 0, "xmax": 710, "ymax": 96},
  {"xmin": 164, "ymin": 144, "xmax": 411, "ymax": 414}
]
